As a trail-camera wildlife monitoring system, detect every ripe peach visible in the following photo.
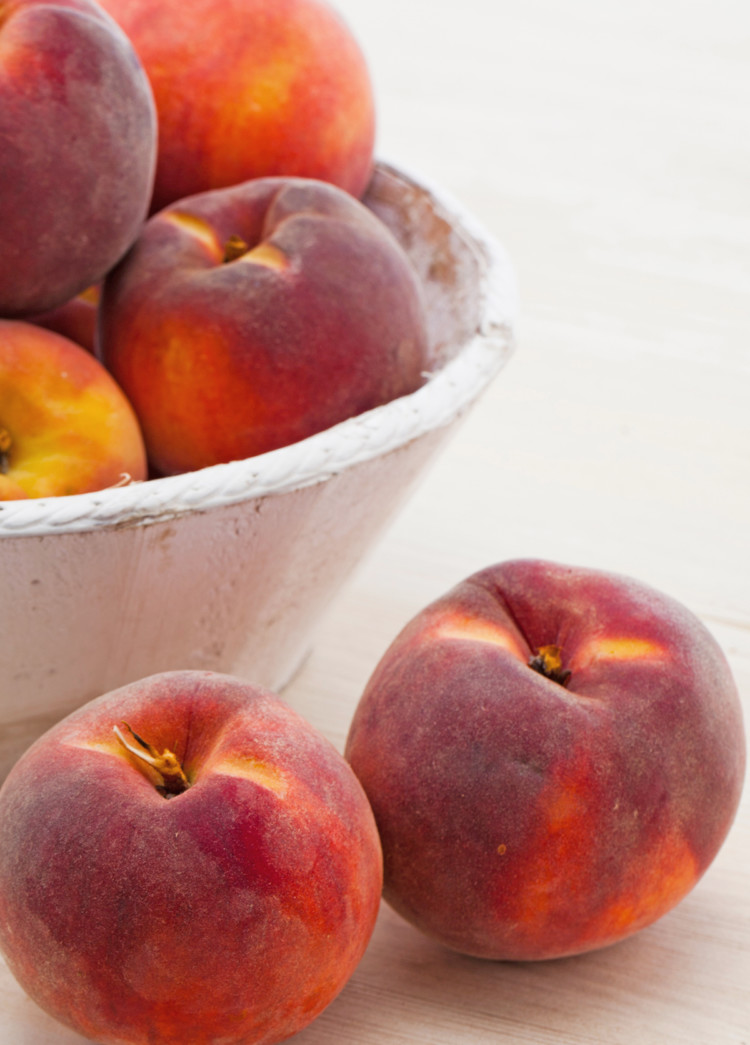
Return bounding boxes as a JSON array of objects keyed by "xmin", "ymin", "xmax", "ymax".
[
  {"xmin": 27, "ymin": 285, "xmax": 100, "ymax": 355},
  {"xmin": 0, "ymin": 0, "xmax": 156, "ymax": 316},
  {"xmin": 0, "ymin": 320, "xmax": 147, "ymax": 499},
  {"xmin": 345, "ymin": 559, "xmax": 746, "ymax": 960},
  {"xmin": 97, "ymin": 0, "xmax": 376, "ymax": 212},
  {"xmin": 97, "ymin": 177, "xmax": 430, "ymax": 476},
  {"xmin": 0, "ymin": 670, "xmax": 383, "ymax": 1045}
]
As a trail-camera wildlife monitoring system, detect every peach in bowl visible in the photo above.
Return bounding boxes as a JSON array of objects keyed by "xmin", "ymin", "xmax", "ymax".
[{"xmin": 0, "ymin": 160, "xmax": 517, "ymax": 781}]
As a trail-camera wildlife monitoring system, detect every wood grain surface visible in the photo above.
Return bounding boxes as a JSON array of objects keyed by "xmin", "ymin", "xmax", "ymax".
[{"xmin": 2, "ymin": 0, "xmax": 748, "ymax": 1041}]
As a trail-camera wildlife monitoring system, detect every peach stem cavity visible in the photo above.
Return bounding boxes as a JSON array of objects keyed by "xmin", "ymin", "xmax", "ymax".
[
  {"xmin": 223, "ymin": 234, "xmax": 250, "ymax": 262},
  {"xmin": 528, "ymin": 644, "xmax": 572, "ymax": 687},
  {"xmin": 114, "ymin": 722, "xmax": 190, "ymax": 796}
]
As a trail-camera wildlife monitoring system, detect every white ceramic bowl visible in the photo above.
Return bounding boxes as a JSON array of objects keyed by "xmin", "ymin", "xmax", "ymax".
[{"xmin": 0, "ymin": 160, "xmax": 517, "ymax": 780}]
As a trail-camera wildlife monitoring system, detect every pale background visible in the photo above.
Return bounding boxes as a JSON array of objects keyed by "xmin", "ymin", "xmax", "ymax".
[{"xmin": 3, "ymin": 0, "xmax": 749, "ymax": 1041}]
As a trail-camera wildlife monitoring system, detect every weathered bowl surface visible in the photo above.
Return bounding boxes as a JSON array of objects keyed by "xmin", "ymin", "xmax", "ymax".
[{"xmin": 0, "ymin": 160, "xmax": 517, "ymax": 780}]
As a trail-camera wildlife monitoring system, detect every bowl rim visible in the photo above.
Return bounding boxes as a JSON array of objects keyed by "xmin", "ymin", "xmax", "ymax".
[{"xmin": 0, "ymin": 159, "xmax": 518, "ymax": 538}]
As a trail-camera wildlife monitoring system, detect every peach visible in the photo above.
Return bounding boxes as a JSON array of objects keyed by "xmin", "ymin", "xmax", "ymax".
[
  {"xmin": 27, "ymin": 285, "xmax": 100, "ymax": 355},
  {"xmin": 0, "ymin": 670, "xmax": 383, "ymax": 1045},
  {"xmin": 97, "ymin": 0, "xmax": 376, "ymax": 212},
  {"xmin": 345, "ymin": 559, "xmax": 746, "ymax": 960},
  {"xmin": 0, "ymin": 0, "xmax": 156, "ymax": 316},
  {"xmin": 0, "ymin": 320, "xmax": 147, "ymax": 499},
  {"xmin": 97, "ymin": 177, "xmax": 430, "ymax": 476}
]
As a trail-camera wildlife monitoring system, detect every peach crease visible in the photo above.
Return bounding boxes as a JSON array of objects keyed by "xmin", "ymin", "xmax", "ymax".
[
  {"xmin": 208, "ymin": 756, "xmax": 289, "ymax": 797},
  {"xmin": 233, "ymin": 242, "xmax": 289, "ymax": 272},
  {"xmin": 69, "ymin": 736, "xmax": 169, "ymax": 794},
  {"xmin": 571, "ymin": 636, "xmax": 667, "ymax": 672},
  {"xmin": 428, "ymin": 615, "xmax": 527, "ymax": 659},
  {"xmin": 161, "ymin": 211, "xmax": 222, "ymax": 257}
]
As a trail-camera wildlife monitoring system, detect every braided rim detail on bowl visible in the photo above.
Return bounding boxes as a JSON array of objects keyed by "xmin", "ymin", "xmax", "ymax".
[{"xmin": 0, "ymin": 160, "xmax": 518, "ymax": 537}]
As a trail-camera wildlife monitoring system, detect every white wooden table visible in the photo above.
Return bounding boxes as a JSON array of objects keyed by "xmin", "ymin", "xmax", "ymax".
[{"xmin": 2, "ymin": 0, "xmax": 748, "ymax": 1041}]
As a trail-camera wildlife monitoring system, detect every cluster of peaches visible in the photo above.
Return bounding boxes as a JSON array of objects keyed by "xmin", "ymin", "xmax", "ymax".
[
  {"xmin": 0, "ymin": 560, "xmax": 745, "ymax": 1045},
  {"xmin": 0, "ymin": 3, "xmax": 745, "ymax": 1045},
  {"xmin": 0, "ymin": 0, "xmax": 429, "ymax": 500}
]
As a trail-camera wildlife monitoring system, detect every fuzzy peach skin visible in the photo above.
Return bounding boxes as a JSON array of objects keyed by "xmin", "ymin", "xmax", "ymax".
[
  {"xmin": 28, "ymin": 285, "xmax": 100, "ymax": 355},
  {"xmin": 345, "ymin": 559, "xmax": 746, "ymax": 961},
  {"xmin": 0, "ymin": 320, "xmax": 147, "ymax": 499},
  {"xmin": 0, "ymin": 0, "xmax": 157, "ymax": 317},
  {"xmin": 97, "ymin": 177, "xmax": 430, "ymax": 476},
  {"xmin": 97, "ymin": 0, "xmax": 375, "ymax": 212},
  {"xmin": 0, "ymin": 670, "xmax": 383, "ymax": 1045}
]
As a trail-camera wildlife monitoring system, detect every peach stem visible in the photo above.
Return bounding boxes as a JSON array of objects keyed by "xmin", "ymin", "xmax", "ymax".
[
  {"xmin": 528, "ymin": 644, "xmax": 572, "ymax": 687},
  {"xmin": 114, "ymin": 722, "xmax": 190, "ymax": 796},
  {"xmin": 223, "ymin": 234, "xmax": 250, "ymax": 262}
]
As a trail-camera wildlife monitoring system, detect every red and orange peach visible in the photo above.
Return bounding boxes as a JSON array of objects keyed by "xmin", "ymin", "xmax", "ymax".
[
  {"xmin": 0, "ymin": 320, "xmax": 146, "ymax": 499},
  {"xmin": 97, "ymin": 177, "xmax": 430, "ymax": 475},
  {"xmin": 0, "ymin": 670, "xmax": 383, "ymax": 1044},
  {"xmin": 97, "ymin": 0, "xmax": 376, "ymax": 211},
  {"xmin": 345, "ymin": 558, "xmax": 746, "ymax": 960}
]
